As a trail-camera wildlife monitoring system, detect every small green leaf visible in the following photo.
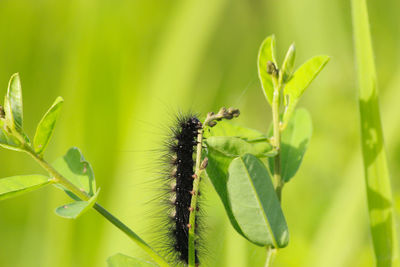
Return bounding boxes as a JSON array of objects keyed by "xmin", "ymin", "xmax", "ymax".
[
  {"xmin": 33, "ymin": 96, "xmax": 64, "ymax": 155},
  {"xmin": 55, "ymin": 189, "xmax": 99, "ymax": 219},
  {"xmin": 107, "ymin": 253, "xmax": 158, "ymax": 267},
  {"xmin": 0, "ymin": 175, "xmax": 51, "ymax": 201},
  {"xmin": 53, "ymin": 147, "xmax": 96, "ymax": 200},
  {"xmin": 206, "ymin": 136, "xmax": 274, "ymax": 158},
  {"xmin": 205, "ymin": 121, "xmax": 267, "ymax": 141},
  {"xmin": 284, "ymin": 55, "xmax": 330, "ymax": 99},
  {"xmin": 280, "ymin": 43, "xmax": 296, "ymax": 84},
  {"xmin": 283, "ymin": 55, "xmax": 330, "ymax": 126},
  {"xmin": 258, "ymin": 35, "xmax": 277, "ymax": 105},
  {"xmin": 269, "ymin": 109, "xmax": 312, "ymax": 183},
  {"xmin": 227, "ymin": 154, "xmax": 289, "ymax": 247},
  {"xmin": 4, "ymin": 73, "xmax": 23, "ymax": 131}
]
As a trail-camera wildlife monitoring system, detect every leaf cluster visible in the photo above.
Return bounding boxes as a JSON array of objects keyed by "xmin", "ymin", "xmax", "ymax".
[
  {"xmin": 203, "ymin": 35, "xmax": 328, "ymax": 249},
  {"xmin": 0, "ymin": 73, "xmax": 99, "ymax": 218}
]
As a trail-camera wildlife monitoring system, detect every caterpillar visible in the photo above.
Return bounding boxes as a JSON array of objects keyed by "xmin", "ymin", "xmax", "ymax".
[
  {"xmin": 152, "ymin": 108, "xmax": 238, "ymax": 265},
  {"xmin": 159, "ymin": 113, "xmax": 203, "ymax": 265}
]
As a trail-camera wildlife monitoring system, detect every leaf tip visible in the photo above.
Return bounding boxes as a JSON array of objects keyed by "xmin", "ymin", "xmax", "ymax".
[{"xmin": 10, "ymin": 72, "xmax": 20, "ymax": 81}]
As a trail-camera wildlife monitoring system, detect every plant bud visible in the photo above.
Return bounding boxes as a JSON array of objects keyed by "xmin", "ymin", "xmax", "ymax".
[
  {"xmin": 266, "ymin": 61, "xmax": 278, "ymax": 77},
  {"xmin": 208, "ymin": 121, "xmax": 217, "ymax": 127},
  {"xmin": 201, "ymin": 157, "xmax": 208, "ymax": 169}
]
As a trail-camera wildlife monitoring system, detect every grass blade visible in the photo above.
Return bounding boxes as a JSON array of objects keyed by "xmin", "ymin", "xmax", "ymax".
[{"xmin": 351, "ymin": 0, "xmax": 398, "ymax": 265}]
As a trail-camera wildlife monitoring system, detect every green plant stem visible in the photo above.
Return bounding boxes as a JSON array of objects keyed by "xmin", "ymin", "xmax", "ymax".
[
  {"xmin": 266, "ymin": 75, "xmax": 283, "ymax": 267},
  {"xmin": 188, "ymin": 124, "xmax": 206, "ymax": 267},
  {"xmin": 264, "ymin": 247, "xmax": 276, "ymax": 267},
  {"xmin": 23, "ymin": 145, "xmax": 170, "ymax": 267},
  {"xmin": 272, "ymin": 86, "xmax": 283, "ymax": 201}
]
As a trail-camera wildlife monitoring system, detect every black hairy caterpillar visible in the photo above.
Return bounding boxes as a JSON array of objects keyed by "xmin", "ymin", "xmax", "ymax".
[
  {"xmin": 149, "ymin": 108, "xmax": 238, "ymax": 265},
  {"xmin": 159, "ymin": 113, "xmax": 202, "ymax": 265}
]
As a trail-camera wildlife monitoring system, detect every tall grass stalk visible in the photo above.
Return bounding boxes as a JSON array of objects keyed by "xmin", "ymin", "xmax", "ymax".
[{"xmin": 351, "ymin": 0, "xmax": 398, "ymax": 265}]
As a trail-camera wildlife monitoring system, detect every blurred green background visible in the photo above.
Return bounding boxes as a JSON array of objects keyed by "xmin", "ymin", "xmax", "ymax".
[{"xmin": 0, "ymin": 0, "xmax": 399, "ymax": 266}]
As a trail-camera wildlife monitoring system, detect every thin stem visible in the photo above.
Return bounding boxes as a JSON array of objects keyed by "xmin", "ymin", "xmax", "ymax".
[
  {"xmin": 188, "ymin": 123, "xmax": 206, "ymax": 267},
  {"xmin": 272, "ymin": 86, "xmax": 283, "ymax": 201},
  {"xmin": 264, "ymin": 68, "xmax": 283, "ymax": 267},
  {"xmin": 24, "ymin": 146, "xmax": 90, "ymax": 201},
  {"xmin": 23, "ymin": 146, "xmax": 170, "ymax": 267},
  {"xmin": 264, "ymin": 247, "xmax": 276, "ymax": 267},
  {"xmin": 187, "ymin": 108, "xmax": 239, "ymax": 266}
]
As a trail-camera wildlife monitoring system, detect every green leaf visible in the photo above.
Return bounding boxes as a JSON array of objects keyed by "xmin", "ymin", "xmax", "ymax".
[
  {"xmin": 205, "ymin": 146, "xmax": 245, "ymax": 236},
  {"xmin": 55, "ymin": 189, "xmax": 100, "ymax": 219},
  {"xmin": 227, "ymin": 154, "xmax": 289, "ymax": 247},
  {"xmin": 0, "ymin": 175, "xmax": 51, "ymax": 201},
  {"xmin": 282, "ymin": 55, "xmax": 330, "ymax": 126},
  {"xmin": 280, "ymin": 43, "xmax": 296, "ymax": 84},
  {"xmin": 205, "ymin": 130, "xmax": 275, "ymax": 238},
  {"xmin": 107, "ymin": 253, "xmax": 158, "ymax": 267},
  {"xmin": 0, "ymin": 119, "xmax": 22, "ymax": 151},
  {"xmin": 33, "ymin": 96, "xmax": 64, "ymax": 155},
  {"xmin": 351, "ymin": 0, "xmax": 398, "ymax": 265},
  {"xmin": 257, "ymin": 35, "xmax": 277, "ymax": 105},
  {"xmin": 52, "ymin": 147, "xmax": 96, "ymax": 200},
  {"xmin": 205, "ymin": 121, "xmax": 268, "ymax": 141},
  {"xmin": 4, "ymin": 73, "xmax": 23, "ymax": 131},
  {"xmin": 206, "ymin": 136, "xmax": 275, "ymax": 158},
  {"xmin": 268, "ymin": 109, "xmax": 312, "ymax": 183}
]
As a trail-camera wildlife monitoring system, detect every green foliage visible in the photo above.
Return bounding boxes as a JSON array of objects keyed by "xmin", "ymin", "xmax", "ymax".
[
  {"xmin": 204, "ymin": 36, "xmax": 328, "ymax": 257},
  {"xmin": 52, "ymin": 147, "xmax": 97, "ymax": 199},
  {"xmin": 107, "ymin": 254, "xmax": 158, "ymax": 267},
  {"xmin": 205, "ymin": 140, "xmax": 245, "ymax": 235},
  {"xmin": 0, "ymin": 175, "xmax": 51, "ymax": 201},
  {"xmin": 280, "ymin": 44, "xmax": 296, "ymax": 84},
  {"xmin": 55, "ymin": 189, "xmax": 100, "ymax": 219},
  {"xmin": 205, "ymin": 122, "xmax": 275, "ymax": 236},
  {"xmin": 228, "ymin": 154, "xmax": 289, "ymax": 247},
  {"xmin": 282, "ymin": 56, "xmax": 330, "ymax": 127},
  {"xmin": 206, "ymin": 136, "xmax": 274, "ymax": 158},
  {"xmin": 0, "ymin": 73, "xmax": 170, "ymax": 267},
  {"xmin": 5, "ymin": 73, "xmax": 23, "ymax": 132},
  {"xmin": 205, "ymin": 120, "xmax": 268, "ymax": 140},
  {"xmin": 0, "ymin": 73, "xmax": 30, "ymax": 150},
  {"xmin": 34, "ymin": 96, "xmax": 64, "ymax": 155},
  {"xmin": 268, "ymin": 109, "xmax": 313, "ymax": 183},
  {"xmin": 351, "ymin": 0, "xmax": 398, "ymax": 265},
  {"xmin": 283, "ymin": 55, "xmax": 330, "ymax": 100},
  {"xmin": 0, "ymin": 118, "xmax": 23, "ymax": 151},
  {"xmin": 257, "ymin": 35, "xmax": 277, "ymax": 105}
]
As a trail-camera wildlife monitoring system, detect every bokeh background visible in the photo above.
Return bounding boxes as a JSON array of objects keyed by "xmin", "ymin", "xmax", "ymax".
[{"xmin": 0, "ymin": 0, "xmax": 399, "ymax": 266}]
